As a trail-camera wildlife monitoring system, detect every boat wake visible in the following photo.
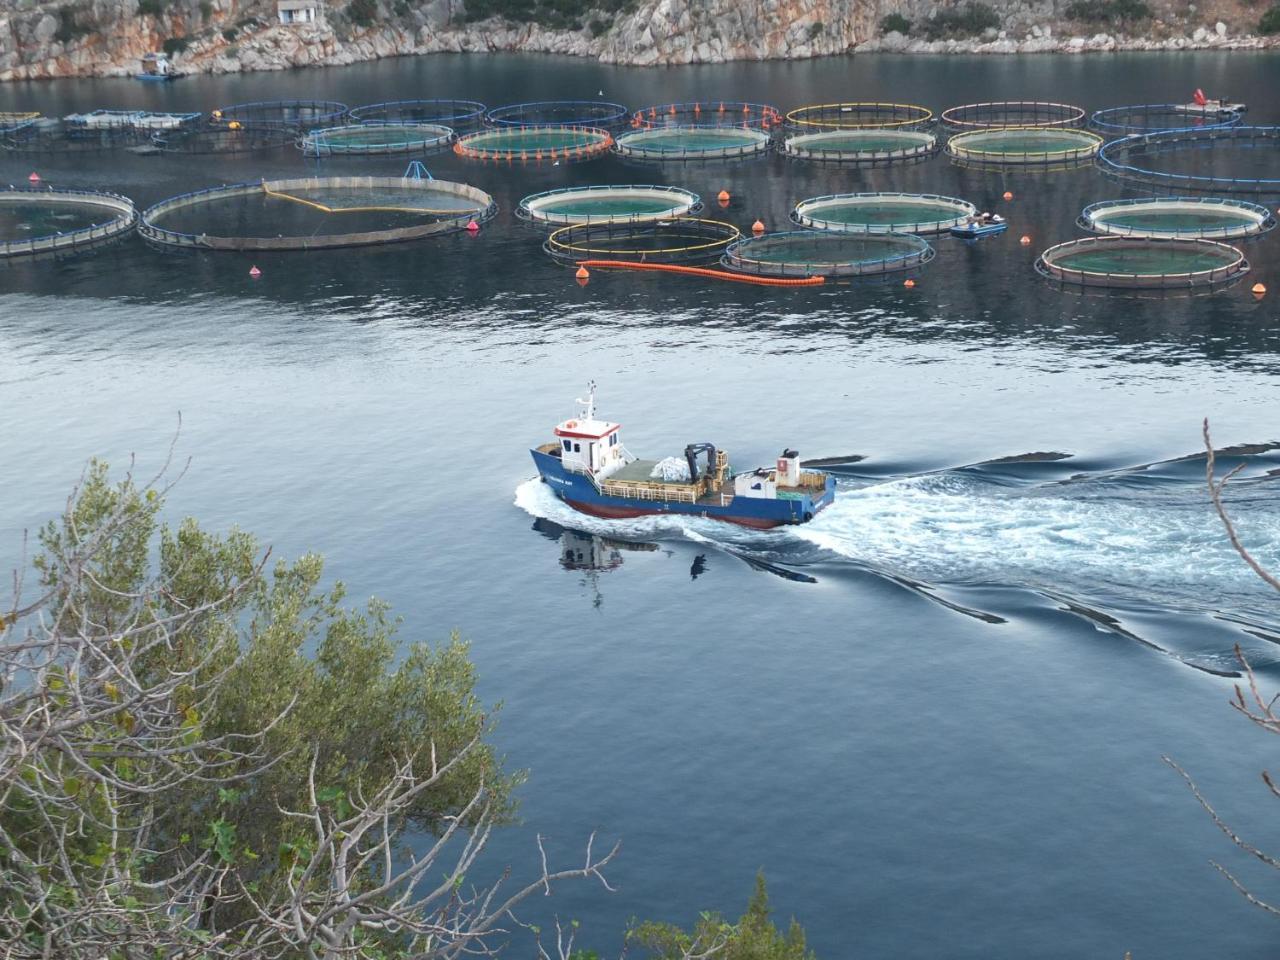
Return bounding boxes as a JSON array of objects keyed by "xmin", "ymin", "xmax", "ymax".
[{"xmin": 515, "ymin": 445, "xmax": 1280, "ymax": 673}]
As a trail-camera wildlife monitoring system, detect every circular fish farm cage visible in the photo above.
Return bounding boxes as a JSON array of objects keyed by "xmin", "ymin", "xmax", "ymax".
[
  {"xmin": 517, "ymin": 185, "xmax": 701, "ymax": 226},
  {"xmin": 544, "ymin": 218, "xmax": 741, "ymax": 265},
  {"xmin": 0, "ymin": 187, "xmax": 136, "ymax": 258},
  {"xmin": 211, "ymin": 100, "xmax": 348, "ymax": 131},
  {"xmin": 1090, "ymin": 103, "xmax": 1243, "ymax": 137},
  {"xmin": 629, "ymin": 102, "xmax": 783, "ymax": 131},
  {"xmin": 1034, "ymin": 236, "xmax": 1248, "ymax": 288},
  {"xmin": 721, "ymin": 230, "xmax": 934, "ymax": 278},
  {"xmin": 1079, "ymin": 197, "xmax": 1275, "ymax": 240},
  {"xmin": 782, "ymin": 129, "xmax": 938, "ymax": 164},
  {"xmin": 486, "ymin": 100, "xmax": 629, "ymax": 129},
  {"xmin": 785, "ymin": 102, "xmax": 934, "ymax": 130},
  {"xmin": 614, "ymin": 126, "xmax": 772, "ymax": 162},
  {"xmin": 941, "ymin": 101, "xmax": 1087, "ymax": 130},
  {"xmin": 150, "ymin": 124, "xmax": 295, "ymax": 155},
  {"xmin": 1097, "ymin": 127, "xmax": 1280, "ymax": 194},
  {"xmin": 793, "ymin": 192, "xmax": 974, "ymax": 234},
  {"xmin": 300, "ymin": 122, "xmax": 456, "ymax": 157},
  {"xmin": 348, "ymin": 99, "xmax": 486, "ymax": 132},
  {"xmin": 946, "ymin": 127, "xmax": 1103, "ymax": 166},
  {"xmin": 454, "ymin": 126, "xmax": 613, "ymax": 163},
  {"xmin": 138, "ymin": 176, "xmax": 495, "ymax": 252}
]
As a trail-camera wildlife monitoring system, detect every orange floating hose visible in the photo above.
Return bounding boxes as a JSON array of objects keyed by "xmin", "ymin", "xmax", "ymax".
[{"xmin": 578, "ymin": 260, "xmax": 825, "ymax": 286}]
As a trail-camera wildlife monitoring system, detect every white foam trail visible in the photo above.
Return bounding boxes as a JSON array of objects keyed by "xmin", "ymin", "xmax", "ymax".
[{"xmin": 793, "ymin": 474, "xmax": 1280, "ymax": 610}]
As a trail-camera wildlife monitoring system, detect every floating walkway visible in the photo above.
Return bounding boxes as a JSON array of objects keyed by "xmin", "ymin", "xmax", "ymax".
[
  {"xmin": 300, "ymin": 122, "xmax": 456, "ymax": 157},
  {"xmin": 487, "ymin": 100, "xmax": 628, "ymax": 129},
  {"xmin": 794, "ymin": 192, "xmax": 975, "ymax": 234},
  {"xmin": 1098, "ymin": 127, "xmax": 1280, "ymax": 194},
  {"xmin": 785, "ymin": 102, "xmax": 933, "ymax": 130},
  {"xmin": 455, "ymin": 125, "xmax": 613, "ymax": 163},
  {"xmin": 1090, "ymin": 103, "xmax": 1243, "ymax": 136},
  {"xmin": 139, "ymin": 176, "xmax": 495, "ymax": 251},
  {"xmin": 544, "ymin": 218, "xmax": 741, "ymax": 265},
  {"xmin": 721, "ymin": 230, "xmax": 934, "ymax": 278},
  {"xmin": 348, "ymin": 99, "xmax": 486, "ymax": 131},
  {"xmin": 947, "ymin": 127, "xmax": 1103, "ymax": 166},
  {"xmin": 1079, "ymin": 197, "xmax": 1275, "ymax": 240},
  {"xmin": 630, "ymin": 101, "xmax": 783, "ymax": 131},
  {"xmin": 941, "ymin": 101, "xmax": 1087, "ymax": 130},
  {"xmin": 1035, "ymin": 236, "xmax": 1249, "ymax": 288},
  {"xmin": 517, "ymin": 185, "xmax": 700, "ymax": 226},
  {"xmin": 782, "ymin": 128, "xmax": 938, "ymax": 164},
  {"xmin": 613, "ymin": 125, "xmax": 772, "ymax": 162},
  {"xmin": 0, "ymin": 187, "xmax": 136, "ymax": 259},
  {"xmin": 212, "ymin": 100, "xmax": 347, "ymax": 131}
]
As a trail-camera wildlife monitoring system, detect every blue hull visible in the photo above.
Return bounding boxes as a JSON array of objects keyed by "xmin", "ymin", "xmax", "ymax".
[{"xmin": 531, "ymin": 449, "xmax": 835, "ymax": 528}]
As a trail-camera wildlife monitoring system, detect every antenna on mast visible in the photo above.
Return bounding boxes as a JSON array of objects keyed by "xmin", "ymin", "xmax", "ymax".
[{"xmin": 576, "ymin": 381, "xmax": 597, "ymax": 421}]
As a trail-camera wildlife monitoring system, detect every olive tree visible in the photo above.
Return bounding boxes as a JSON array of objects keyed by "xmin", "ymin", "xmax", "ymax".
[{"xmin": 1, "ymin": 455, "xmax": 617, "ymax": 959}]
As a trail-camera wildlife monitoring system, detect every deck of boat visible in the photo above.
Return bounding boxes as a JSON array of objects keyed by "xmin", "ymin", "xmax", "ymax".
[{"xmin": 609, "ymin": 459, "xmax": 679, "ymax": 484}]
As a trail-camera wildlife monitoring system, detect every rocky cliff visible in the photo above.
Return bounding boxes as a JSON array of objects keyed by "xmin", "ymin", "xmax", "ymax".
[{"xmin": 0, "ymin": 0, "xmax": 1275, "ymax": 81}]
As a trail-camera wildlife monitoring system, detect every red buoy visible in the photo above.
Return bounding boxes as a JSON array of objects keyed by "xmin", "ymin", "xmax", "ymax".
[
  {"xmin": 466, "ymin": 220, "xmax": 479, "ymax": 233},
  {"xmin": 575, "ymin": 266, "xmax": 590, "ymax": 280},
  {"xmin": 249, "ymin": 265, "xmax": 261, "ymax": 278},
  {"xmin": 27, "ymin": 172, "xmax": 40, "ymax": 183}
]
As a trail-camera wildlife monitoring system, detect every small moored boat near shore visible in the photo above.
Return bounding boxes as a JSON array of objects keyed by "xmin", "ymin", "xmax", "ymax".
[{"xmin": 530, "ymin": 384, "xmax": 836, "ymax": 529}]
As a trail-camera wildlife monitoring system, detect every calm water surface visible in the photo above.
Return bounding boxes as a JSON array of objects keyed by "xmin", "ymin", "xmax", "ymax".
[{"xmin": 3, "ymin": 51, "xmax": 1280, "ymax": 959}]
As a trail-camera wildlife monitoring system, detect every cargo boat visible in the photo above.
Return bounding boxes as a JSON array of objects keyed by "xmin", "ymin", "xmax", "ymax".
[{"xmin": 530, "ymin": 385, "xmax": 836, "ymax": 529}]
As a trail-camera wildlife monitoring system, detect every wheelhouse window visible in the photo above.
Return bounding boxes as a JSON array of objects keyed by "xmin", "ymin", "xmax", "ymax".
[{"xmin": 562, "ymin": 439, "xmax": 571, "ymax": 451}]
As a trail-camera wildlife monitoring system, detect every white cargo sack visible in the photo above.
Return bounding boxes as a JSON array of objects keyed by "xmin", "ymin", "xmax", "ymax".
[{"xmin": 651, "ymin": 456, "xmax": 691, "ymax": 482}]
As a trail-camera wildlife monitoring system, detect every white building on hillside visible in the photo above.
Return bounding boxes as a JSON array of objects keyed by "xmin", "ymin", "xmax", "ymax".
[{"xmin": 277, "ymin": 0, "xmax": 323, "ymax": 24}]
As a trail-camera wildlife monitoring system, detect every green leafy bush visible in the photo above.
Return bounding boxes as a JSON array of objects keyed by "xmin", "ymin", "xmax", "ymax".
[
  {"xmin": 138, "ymin": 0, "xmax": 164, "ymax": 16},
  {"xmin": 589, "ymin": 16, "xmax": 609, "ymax": 35},
  {"xmin": 1064, "ymin": 0, "xmax": 1153, "ymax": 23},
  {"xmin": 53, "ymin": 6, "xmax": 91, "ymax": 43},
  {"xmin": 808, "ymin": 20, "xmax": 824, "ymax": 38},
  {"xmin": 199, "ymin": 0, "xmax": 214, "ymax": 18},
  {"xmin": 348, "ymin": 0, "xmax": 378, "ymax": 26},
  {"xmin": 629, "ymin": 873, "xmax": 815, "ymax": 960},
  {"xmin": 879, "ymin": 12, "xmax": 911, "ymax": 33},
  {"xmin": 222, "ymin": 26, "xmax": 238, "ymax": 41},
  {"xmin": 919, "ymin": 2, "xmax": 1001, "ymax": 38},
  {"xmin": 162, "ymin": 35, "xmax": 190, "ymax": 56},
  {"xmin": 464, "ymin": 0, "xmax": 635, "ymax": 28},
  {"xmin": 1260, "ymin": 2, "xmax": 1280, "ymax": 31}
]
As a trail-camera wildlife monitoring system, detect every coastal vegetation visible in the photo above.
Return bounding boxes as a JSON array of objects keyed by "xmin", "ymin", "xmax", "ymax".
[
  {"xmin": 1261, "ymin": 3, "xmax": 1280, "ymax": 33},
  {"xmin": 879, "ymin": 13, "xmax": 912, "ymax": 34},
  {"xmin": 1063, "ymin": 0, "xmax": 1154, "ymax": 26},
  {"xmin": 918, "ymin": 3, "xmax": 1002, "ymax": 39},
  {"xmin": 462, "ymin": 0, "xmax": 638, "ymax": 29},
  {"xmin": 0, "ymin": 459, "xmax": 813, "ymax": 958}
]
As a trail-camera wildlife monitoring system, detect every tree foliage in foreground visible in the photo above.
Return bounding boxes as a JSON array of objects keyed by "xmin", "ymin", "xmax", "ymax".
[
  {"xmin": 0, "ymin": 459, "xmax": 615, "ymax": 960},
  {"xmin": 629, "ymin": 873, "xmax": 814, "ymax": 960}
]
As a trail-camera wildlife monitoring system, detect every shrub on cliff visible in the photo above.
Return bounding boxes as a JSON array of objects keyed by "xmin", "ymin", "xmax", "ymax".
[
  {"xmin": 348, "ymin": 0, "xmax": 379, "ymax": 26},
  {"xmin": 919, "ymin": 2, "xmax": 1000, "ymax": 39},
  {"xmin": 463, "ymin": 0, "xmax": 636, "ymax": 28},
  {"xmin": 879, "ymin": 13, "xmax": 912, "ymax": 34},
  {"xmin": 1064, "ymin": 0, "xmax": 1153, "ymax": 25},
  {"xmin": 1261, "ymin": 3, "xmax": 1280, "ymax": 33}
]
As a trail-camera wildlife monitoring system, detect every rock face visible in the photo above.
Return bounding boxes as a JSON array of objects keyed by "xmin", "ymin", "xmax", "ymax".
[{"xmin": 0, "ymin": 0, "xmax": 1275, "ymax": 80}]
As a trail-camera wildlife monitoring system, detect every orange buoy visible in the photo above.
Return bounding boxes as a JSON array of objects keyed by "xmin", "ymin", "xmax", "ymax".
[
  {"xmin": 575, "ymin": 266, "xmax": 590, "ymax": 280},
  {"xmin": 27, "ymin": 172, "xmax": 39, "ymax": 182},
  {"xmin": 717, "ymin": 189, "xmax": 731, "ymax": 203},
  {"xmin": 466, "ymin": 220, "xmax": 479, "ymax": 233},
  {"xmin": 752, "ymin": 219, "xmax": 765, "ymax": 234},
  {"xmin": 1020, "ymin": 235, "xmax": 1032, "ymax": 245},
  {"xmin": 1253, "ymin": 282, "xmax": 1267, "ymax": 297},
  {"xmin": 903, "ymin": 278, "xmax": 916, "ymax": 288},
  {"xmin": 1003, "ymin": 191, "xmax": 1014, "ymax": 201},
  {"xmin": 249, "ymin": 265, "xmax": 261, "ymax": 278}
]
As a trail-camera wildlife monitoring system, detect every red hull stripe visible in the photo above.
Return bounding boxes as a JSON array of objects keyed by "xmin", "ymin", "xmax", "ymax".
[{"xmin": 563, "ymin": 498, "xmax": 786, "ymax": 530}]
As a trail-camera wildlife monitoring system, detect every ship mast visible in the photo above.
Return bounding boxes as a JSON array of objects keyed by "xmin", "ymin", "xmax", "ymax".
[{"xmin": 576, "ymin": 381, "xmax": 597, "ymax": 422}]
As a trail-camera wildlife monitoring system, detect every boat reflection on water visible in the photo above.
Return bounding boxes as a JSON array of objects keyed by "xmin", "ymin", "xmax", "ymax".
[
  {"xmin": 531, "ymin": 517, "xmax": 662, "ymax": 606},
  {"xmin": 530, "ymin": 517, "xmax": 819, "ymax": 606}
]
